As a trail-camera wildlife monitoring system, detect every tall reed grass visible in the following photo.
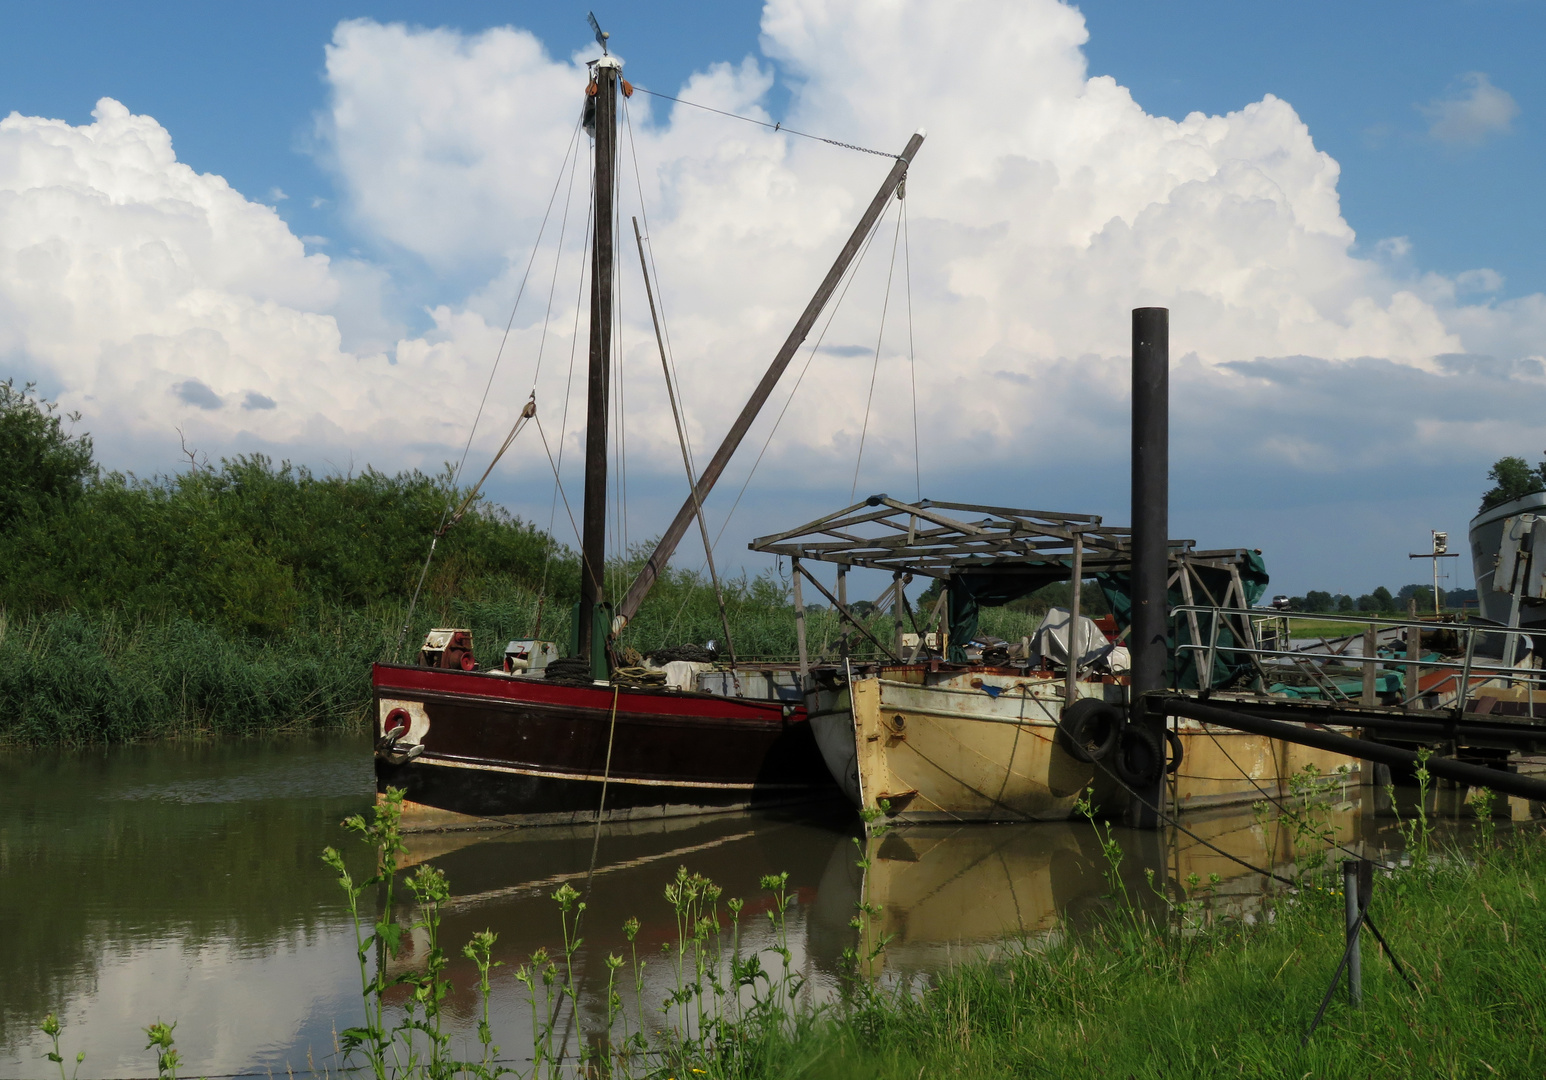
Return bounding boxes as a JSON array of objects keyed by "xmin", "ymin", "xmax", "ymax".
[{"xmin": 0, "ymin": 570, "xmax": 1053, "ymax": 746}]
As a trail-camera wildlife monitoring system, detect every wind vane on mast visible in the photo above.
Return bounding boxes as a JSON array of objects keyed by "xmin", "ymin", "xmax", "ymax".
[{"xmin": 588, "ymin": 12, "xmax": 610, "ymax": 54}]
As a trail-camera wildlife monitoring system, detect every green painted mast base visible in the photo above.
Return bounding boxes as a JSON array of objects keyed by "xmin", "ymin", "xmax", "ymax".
[{"xmin": 569, "ymin": 601, "xmax": 613, "ymax": 682}]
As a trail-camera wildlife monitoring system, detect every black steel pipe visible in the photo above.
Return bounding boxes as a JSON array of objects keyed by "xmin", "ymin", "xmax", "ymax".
[
  {"xmin": 1156, "ymin": 695, "xmax": 1546, "ymax": 803},
  {"xmin": 1130, "ymin": 306, "xmax": 1169, "ymax": 826},
  {"xmin": 1188, "ymin": 700, "xmax": 1546, "ymax": 748}
]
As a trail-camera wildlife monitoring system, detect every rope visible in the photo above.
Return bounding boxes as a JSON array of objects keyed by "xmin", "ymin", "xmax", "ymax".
[
  {"xmin": 585, "ymin": 687, "xmax": 623, "ymax": 899},
  {"xmin": 455, "ymin": 112, "xmax": 584, "ymax": 486},
  {"xmin": 631, "ymin": 85, "xmax": 903, "ymax": 160},
  {"xmin": 441, "ymin": 397, "xmax": 537, "ymax": 532}
]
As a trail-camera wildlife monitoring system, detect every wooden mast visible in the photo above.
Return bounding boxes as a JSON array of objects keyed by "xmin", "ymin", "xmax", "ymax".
[
  {"xmin": 577, "ymin": 54, "xmax": 620, "ymax": 674},
  {"xmin": 615, "ymin": 130, "xmax": 926, "ymax": 628}
]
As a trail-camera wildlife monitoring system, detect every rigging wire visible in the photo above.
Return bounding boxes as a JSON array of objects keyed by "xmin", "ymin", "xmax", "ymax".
[
  {"xmin": 535, "ymin": 414, "xmax": 587, "ymax": 559},
  {"xmin": 531, "ymin": 119, "xmax": 589, "ymax": 392},
  {"xmin": 534, "ymin": 145, "xmax": 593, "ymax": 640},
  {"xmin": 659, "ymin": 200, "xmax": 893, "ymax": 644},
  {"xmin": 904, "ymin": 196, "xmax": 920, "ymax": 501},
  {"xmin": 454, "ymin": 112, "xmax": 585, "ymax": 487},
  {"xmin": 631, "ymin": 85, "xmax": 904, "ymax": 161},
  {"xmin": 849, "ymin": 196, "xmax": 904, "ymax": 501},
  {"xmin": 393, "ymin": 113, "xmax": 584, "ymax": 661},
  {"xmin": 624, "ymin": 99, "xmax": 698, "ymax": 480}
]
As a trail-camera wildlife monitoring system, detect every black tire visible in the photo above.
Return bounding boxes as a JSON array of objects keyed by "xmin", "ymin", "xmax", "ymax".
[
  {"xmin": 1056, "ymin": 699, "xmax": 1123, "ymax": 763},
  {"xmin": 1164, "ymin": 728, "xmax": 1184, "ymax": 775},
  {"xmin": 1114, "ymin": 723, "xmax": 1165, "ymax": 788}
]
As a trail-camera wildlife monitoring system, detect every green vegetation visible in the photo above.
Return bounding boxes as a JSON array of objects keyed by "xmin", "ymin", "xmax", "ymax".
[
  {"xmin": 0, "ymin": 382, "xmax": 561, "ymax": 632},
  {"xmin": 0, "ymin": 384, "xmax": 1054, "ymax": 746},
  {"xmin": 1480, "ymin": 453, "xmax": 1546, "ymax": 513}
]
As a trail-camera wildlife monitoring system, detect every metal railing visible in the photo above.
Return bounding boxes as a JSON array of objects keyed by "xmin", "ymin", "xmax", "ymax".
[{"xmin": 1170, "ymin": 605, "xmax": 1546, "ymax": 717}]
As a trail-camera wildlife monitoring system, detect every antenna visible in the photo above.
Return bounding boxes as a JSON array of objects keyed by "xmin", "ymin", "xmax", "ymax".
[{"xmin": 587, "ymin": 12, "xmax": 609, "ymax": 54}]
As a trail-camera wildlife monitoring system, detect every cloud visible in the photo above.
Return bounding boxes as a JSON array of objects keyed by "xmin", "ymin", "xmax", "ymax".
[
  {"xmin": 174, "ymin": 379, "xmax": 223, "ymax": 410},
  {"xmin": 1420, "ymin": 72, "xmax": 1519, "ymax": 147},
  {"xmin": 2, "ymin": 2, "xmax": 1545, "ymax": 592}
]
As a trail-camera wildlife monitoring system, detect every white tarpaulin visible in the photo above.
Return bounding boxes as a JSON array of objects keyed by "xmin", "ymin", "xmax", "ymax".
[{"xmin": 1031, "ymin": 607, "xmax": 1128, "ymax": 672}]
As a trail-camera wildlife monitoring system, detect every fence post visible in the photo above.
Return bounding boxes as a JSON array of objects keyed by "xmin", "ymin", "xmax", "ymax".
[{"xmin": 1343, "ymin": 858, "xmax": 1364, "ymax": 1006}]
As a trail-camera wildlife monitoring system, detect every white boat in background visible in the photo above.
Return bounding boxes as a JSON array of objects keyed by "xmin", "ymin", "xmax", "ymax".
[{"xmin": 1469, "ymin": 491, "xmax": 1546, "ymax": 629}]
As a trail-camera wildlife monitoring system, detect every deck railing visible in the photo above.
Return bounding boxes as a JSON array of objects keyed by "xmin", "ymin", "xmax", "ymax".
[{"xmin": 1170, "ymin": 605, "xmax": 1546, "ymax": 717}]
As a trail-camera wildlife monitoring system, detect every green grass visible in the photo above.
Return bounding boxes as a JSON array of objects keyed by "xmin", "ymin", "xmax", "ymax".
[{"xmin": 789, "ymin": 832, "xmax": 1546, "ymax": 1079}]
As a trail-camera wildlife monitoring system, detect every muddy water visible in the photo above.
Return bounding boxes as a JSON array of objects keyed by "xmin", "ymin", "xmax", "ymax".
[{"xmin": 1, "ymin": 736, "xmax": 1452, "ymax": 1077}]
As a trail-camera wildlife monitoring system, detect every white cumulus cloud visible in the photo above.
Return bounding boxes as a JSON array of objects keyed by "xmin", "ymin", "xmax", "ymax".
[{"xmin": 3, "ymin": 1, "xmax": 1545, "ymax": 591}]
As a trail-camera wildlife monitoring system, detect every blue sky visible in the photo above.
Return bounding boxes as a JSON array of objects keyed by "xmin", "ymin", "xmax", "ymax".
[{"xmin": 1, "ymin": 1, "xmax": 1542, "ymax": 599}]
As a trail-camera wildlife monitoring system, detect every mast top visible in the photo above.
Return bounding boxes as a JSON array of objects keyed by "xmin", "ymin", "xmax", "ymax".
[
  {"xmin": 587, "ymin": 11, "xmax": 610, "ymax": 54},
  {"xmin": 595, "ymin": 56, "xmax": 623, "ymax": 71}
]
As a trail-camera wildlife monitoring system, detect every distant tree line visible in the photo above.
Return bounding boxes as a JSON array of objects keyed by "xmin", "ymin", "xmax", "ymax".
[{"xmin": 1281, "ymin": 583, "xmax": 1478, "ymax": 615}]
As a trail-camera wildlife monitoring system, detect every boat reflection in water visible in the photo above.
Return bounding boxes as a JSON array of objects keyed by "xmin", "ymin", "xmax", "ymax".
[
  {"xmin": 814, "ymin": 797, "xmax": 1364, "ymax": 973},
  {"xmin": 387, "ymin": 794, "xmax": 1366, "ymax": 1037}
]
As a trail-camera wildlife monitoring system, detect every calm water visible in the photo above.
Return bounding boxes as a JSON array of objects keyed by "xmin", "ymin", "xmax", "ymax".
[{"xmin": 1, "ymin": 736, "xmax": 1448, "ymax": 1078}]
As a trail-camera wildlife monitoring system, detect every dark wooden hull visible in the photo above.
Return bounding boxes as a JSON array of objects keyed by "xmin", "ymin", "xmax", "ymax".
[{"xmin": 371, "ymin": 663, "xmax": 839, "ymax": 828}]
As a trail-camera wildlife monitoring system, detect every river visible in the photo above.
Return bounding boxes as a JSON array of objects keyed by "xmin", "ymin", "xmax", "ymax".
[{"xmin": 1, "ymin": 735, "xmax": 1458, "ymax": 1077}]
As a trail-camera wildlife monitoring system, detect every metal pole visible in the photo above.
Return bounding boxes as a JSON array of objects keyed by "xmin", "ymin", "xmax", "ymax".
[
  {"xmin": 1157, "ymin": 695, "xmax": 1546, "ymax": 802},
  {"xmin": 1066, "ymin": 531, "xmax": 1083, "ymax": 703},
  {"xmin": 577, "ymin": 59, "xmax": 620, "ymax": 672},
  {"xmin": 893, "ymin": 571, "xmax": 905, "ymax": 660},
  {"xmin": 1130, "ymin": 307, "xmax": 1169, "ymax": 828},
  {"xmin": 617, "ymin": 132, "xmax": 928, "ymax": 625},
  {"xmin": 792, "ymin": 557, "xmax": 809, "ymax": 682},
  {"xmin": 1361, "ymin": 623, "xmax": 1377, "ymax": 706},
  {"xmin": 1406, "ymin": 599, "xmax": 1421, "ymax": 707},
  {"xmin": 1343, "ymin": 859, "xmax": 1362, "ymax": 1006}
]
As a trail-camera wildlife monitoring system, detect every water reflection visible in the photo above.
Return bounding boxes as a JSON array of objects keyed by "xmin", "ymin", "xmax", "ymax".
[{"xmin": 1, "ymin": 737, "xmax": 1493, "ymax": 1077}]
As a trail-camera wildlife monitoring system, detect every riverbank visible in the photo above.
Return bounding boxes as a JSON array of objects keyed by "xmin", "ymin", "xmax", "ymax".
[
  {"xmin": 20, "ymin": 759, "xmax": 1539, "ymax": 1078},
  {"xmin": 788, "ymin": 828, "xmax": 1546, "ymax": 1078}
]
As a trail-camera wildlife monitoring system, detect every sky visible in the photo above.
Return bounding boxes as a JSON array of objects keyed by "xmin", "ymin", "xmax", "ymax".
[{"xmin": 2, "ymin": 0, "xmax": 1542, "ymax": 601}]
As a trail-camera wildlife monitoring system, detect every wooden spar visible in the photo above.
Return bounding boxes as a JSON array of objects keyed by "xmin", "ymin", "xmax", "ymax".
[
  {"xmin": 631, "ymin": 216, "xmax": 739, "ymax": 672},
  {"xmin": 577, "ymin": 58, "xmax": 620, "ymax": 666},
  {"xmin": 615, "ymin": 130, "xmax": 928, "ymax": 626},
  {"xmin": 795, "ymin": 562, "xmax": 901, "ymax": 663}
]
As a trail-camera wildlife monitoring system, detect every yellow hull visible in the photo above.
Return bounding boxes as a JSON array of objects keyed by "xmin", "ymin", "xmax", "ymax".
[{"xmin": 812, "ymin": 669, "xmax": 1358, "ymax": 822}]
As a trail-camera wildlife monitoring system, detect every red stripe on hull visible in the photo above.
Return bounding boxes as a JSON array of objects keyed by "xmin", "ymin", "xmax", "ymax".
[{"xmin": 370, "ymin": 663, "xmax": 836, "ymax": 821}]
